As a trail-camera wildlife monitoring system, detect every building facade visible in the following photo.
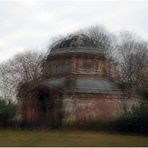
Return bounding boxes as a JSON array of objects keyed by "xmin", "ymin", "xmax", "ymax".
[{"xmin": 18, "ymin": 35, "xmax": 134, "ymax": 128}]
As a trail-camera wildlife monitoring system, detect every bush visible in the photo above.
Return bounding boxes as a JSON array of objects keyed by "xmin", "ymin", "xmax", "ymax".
[
  {"xmin": 111, "ymin": 101, "xmax": 148, "ymax": 134},
  {"xmin": 138, "ymin": 90, "xmax": 148, "ymax": 100},
  {"xmin": 0, "ymin": 98, "xmax": 16, "ymax": 128}
]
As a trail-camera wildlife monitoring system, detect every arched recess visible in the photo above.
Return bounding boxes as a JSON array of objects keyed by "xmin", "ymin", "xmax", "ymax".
[{"xmin": 22, "ymin": 83, "xmax": 62, "ymax": 128}]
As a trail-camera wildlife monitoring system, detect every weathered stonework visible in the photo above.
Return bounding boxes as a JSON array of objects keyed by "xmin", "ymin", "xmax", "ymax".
[
  {"xmin": 62, "ymin": 93, "xmax": 125, "ymax": 123},
  {"xmin": 19, "ymin": 35, "xmax": 139, "ymax": 128}
]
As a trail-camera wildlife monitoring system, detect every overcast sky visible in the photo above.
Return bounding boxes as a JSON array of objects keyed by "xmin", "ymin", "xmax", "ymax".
[{"xmin": 0, "ymin": 0, "xmax": 148, "ymax": 62}]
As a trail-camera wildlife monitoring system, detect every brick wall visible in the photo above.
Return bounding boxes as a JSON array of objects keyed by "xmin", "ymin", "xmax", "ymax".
[{"xmin": 62, "ymin": 93, "xmax": 125, "ymax": 123}]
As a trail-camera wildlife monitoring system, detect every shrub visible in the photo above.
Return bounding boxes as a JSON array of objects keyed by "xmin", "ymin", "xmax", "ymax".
[
  {"xmin": 0, "ymin": 98, "xmax": 16, "ymax": 128},
  {"xmin": 138, "ymin": 90, "xmax": 148, "ymax": 100},
  {"xmin": 111, "ymin": 101, "xmax": 148, "ymax": 134}
]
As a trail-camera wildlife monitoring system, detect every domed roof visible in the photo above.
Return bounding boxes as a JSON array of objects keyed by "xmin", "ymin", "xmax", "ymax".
[
  {"xmin": 50, "ymin": 34, "xmax": 106, "ymax": 56},
  {"xmin": 51, "ymin": 34, "xmax": 96, "ymax": 49}
]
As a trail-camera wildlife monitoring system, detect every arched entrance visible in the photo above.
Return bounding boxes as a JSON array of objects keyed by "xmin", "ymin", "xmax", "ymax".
[
  {"xmin": 37, "ymin": 87, "xmax": 54, "ymax": 128},
  {"xmin": 20, "ymin": 83, "xmax": 63, "ymax": 129}
]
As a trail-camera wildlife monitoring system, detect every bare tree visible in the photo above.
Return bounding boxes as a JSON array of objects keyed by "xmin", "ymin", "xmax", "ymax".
[
  {"xmin": 0, "ymin": 62, "xmax": 14, "ymax": 99},
  {"xmin": 115, "ymin": 31, "xmax": 148, "ymax": 93},
  {"xmin": 79, "ymin": 25, "xmax": 116, "ymax": 51},
  {"xmin": 0, "ymin": 51, "xmax": 45, "ymax": 101}
]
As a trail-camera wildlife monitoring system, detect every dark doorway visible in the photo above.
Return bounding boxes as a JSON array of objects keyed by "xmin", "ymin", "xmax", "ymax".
[{"xmin": 37, "ymin": 88, "xmax": 54, "ymax": 128}]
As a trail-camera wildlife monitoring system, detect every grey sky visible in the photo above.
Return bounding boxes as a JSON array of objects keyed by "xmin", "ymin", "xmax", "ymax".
[{"xmin": 0, "ymin": 0, "xmax": 148, "ymax": 62}]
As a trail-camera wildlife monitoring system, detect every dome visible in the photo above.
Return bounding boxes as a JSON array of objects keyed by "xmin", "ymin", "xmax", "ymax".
[
  {"xmin": 51, "ymin": 34, "xmax": 96, "ymax": 49},
  {"xmin": 50, "ymin": 34, "xmax": 106, "ymax": 55}
]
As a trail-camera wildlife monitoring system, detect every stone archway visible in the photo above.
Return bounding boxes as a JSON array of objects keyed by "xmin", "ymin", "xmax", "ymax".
[{"xmin": 19, "ymin": 82, "xmax": 62, "ymax": 128}]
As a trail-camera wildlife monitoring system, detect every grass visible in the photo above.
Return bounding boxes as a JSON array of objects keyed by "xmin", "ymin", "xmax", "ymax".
[{"xmin": 0, "ymin": 129, "xmax": 148, "ymax": 146}]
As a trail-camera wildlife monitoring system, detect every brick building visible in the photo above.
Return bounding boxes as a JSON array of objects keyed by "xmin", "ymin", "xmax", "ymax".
[{"xmin": 18, "ymin": 35, "xmax": 136, "ymax": 128}]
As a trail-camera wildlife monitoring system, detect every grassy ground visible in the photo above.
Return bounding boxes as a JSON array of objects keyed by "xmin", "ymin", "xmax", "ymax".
[{"xmin": 0, "ymin": 129, "xmax": 148, "ymax": 146}]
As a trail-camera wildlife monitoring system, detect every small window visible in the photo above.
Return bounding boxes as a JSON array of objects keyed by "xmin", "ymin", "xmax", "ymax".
[
  {"xmin": 55, "ymin": 63, "xmax": 67, "ymax": 71},
  {"xmin": 83, "ymin": 63, "xmax": 93, "ymax": 71}
]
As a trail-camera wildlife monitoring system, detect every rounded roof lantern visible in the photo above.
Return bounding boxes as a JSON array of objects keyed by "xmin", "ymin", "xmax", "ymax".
[{"xmin": 49, "ymin": 34, "xmax": 106, "ymax": 56}]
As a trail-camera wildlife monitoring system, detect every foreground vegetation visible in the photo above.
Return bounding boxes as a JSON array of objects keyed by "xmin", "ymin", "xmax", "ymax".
[
  {"xmin": 0, "ymin": 98, "xmax": 148, "ymax": 134},
  {"xmin": 0, "ymin": 129, "xmax": 148, "ymax": 147}
]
